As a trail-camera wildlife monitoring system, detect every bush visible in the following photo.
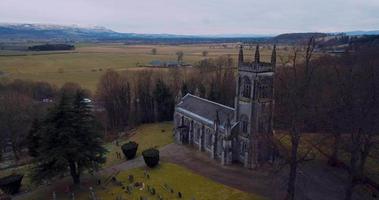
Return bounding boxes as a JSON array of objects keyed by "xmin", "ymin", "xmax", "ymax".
[
  {"xmin": 121, "ymin": 141, "xmax": 138, "ymax": 160},
  {"xmin": 0, "ymin": 174, "xmax": 23, "ymax": 195},
  {"xmin": 142, "ymin": 148, "xmax": 159, "ymax": 168}
]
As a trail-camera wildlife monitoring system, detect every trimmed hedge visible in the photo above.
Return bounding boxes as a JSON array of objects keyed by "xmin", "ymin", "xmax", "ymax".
[
  {"xmin": 121, "ymin": 141, "xmax": 139, "ymax": 160},
  {"xmin": 142, "ymin": 148, "xmax": 159, "ymax": 168},
  {"xmin": 0, "ymin": 174, "xmax": 23, "ymax": 195}
]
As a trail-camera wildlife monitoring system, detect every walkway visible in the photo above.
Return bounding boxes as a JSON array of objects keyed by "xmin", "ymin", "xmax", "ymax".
[{"xmin": 160, "ymin": 143, "xmax": 347, "ymax": 200}]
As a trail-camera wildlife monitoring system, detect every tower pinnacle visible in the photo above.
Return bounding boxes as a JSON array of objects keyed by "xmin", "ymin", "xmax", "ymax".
[
  {"xmin": 271, "ymin": 44, "xmax": 276, "ymax": 67},
  {"xmin": 238, "ymin": 45, "xmax": 244, "ymax": 65},
  {"xmin": 254, "ymin": 44, "xmax": 260, "ymax": 63}
]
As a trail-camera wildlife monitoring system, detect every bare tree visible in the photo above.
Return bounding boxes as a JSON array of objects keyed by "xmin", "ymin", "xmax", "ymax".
[
  {"xmin": 96, "ymin": 70, "xmax": 131, "ymax": 131},
  {"xmin": 0, "ymin": 91, "xmax": 34, "ymax": 160},
  {"xmin": 275, "ymin": 38, "xmax": 316, "ymax": 200},
  {"xmin": 151, "ymin": 48, "xmax": 157, "ymax": 55},
  {"xmin": 176, "ymin": 51, "xmax": 184, "ymax": 65},
  {"xmin": 336, "ymin": 46, "xmax": 379, "ymax": 200}
]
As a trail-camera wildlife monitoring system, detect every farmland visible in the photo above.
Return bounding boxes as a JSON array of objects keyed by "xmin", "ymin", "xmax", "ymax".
[{"xmin": 0, "ymin": 43, "xmax": 281, "ymax": 91}]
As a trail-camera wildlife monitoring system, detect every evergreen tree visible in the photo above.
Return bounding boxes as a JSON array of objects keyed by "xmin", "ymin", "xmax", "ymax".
[
  {"xmin": 32, "ymin": 91, "xmax": 107, "ymax": 184},
  {"xmin": 27, "ymin": 118, "xmax": 43, "ymax": 157}
]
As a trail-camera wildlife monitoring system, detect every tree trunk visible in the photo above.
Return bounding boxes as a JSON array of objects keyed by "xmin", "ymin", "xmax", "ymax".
[
  {"xmin": 328, "ymin": 132, "xmax": 340, "ymax": 166},
  {"xmin": 344, "ymin": 176, "xmax": 356, "ymax": 200},
  {"xmin": 286, "ymin": 132, "xmax": 300, "ymax": 200},
  {"xmin": 11, "ymin": 143, "xmax": 20, "ymax": 160},
  {"xmin": 345, "ymin": 132, "xmax": 360, "ymax": 200},
  {"xmin": 69, "ymin": 161, "xmax": 80, "ymax": 184}
]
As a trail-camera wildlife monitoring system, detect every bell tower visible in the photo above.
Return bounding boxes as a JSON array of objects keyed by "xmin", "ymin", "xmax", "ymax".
[{"xmin": 234, "ymin": 44, "xmax": 276, "ymax": 168}]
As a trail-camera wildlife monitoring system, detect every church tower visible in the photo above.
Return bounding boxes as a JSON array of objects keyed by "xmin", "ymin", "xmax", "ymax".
[{"xmin": 234, "ymin": 44, "xmax": 276, "ymax": 168}]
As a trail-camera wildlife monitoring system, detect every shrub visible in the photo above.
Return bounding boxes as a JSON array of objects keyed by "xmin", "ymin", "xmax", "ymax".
[
  {"xmin": 121, "ymin": 141, "xmax": 138, "ymax": 160},
  {"xmin": 0, "ymin": 174, "xmax": 23, "ymax": 195},
  {"xmin": 142, "ymin": 148, "xmax": 159, "ymax": 168}
]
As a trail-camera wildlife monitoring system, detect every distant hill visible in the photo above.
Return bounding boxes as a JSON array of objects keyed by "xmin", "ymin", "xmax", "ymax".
[
  {"xmin": 0, "ymin": 23, "xmax": 377, "ymax": 45},
  {"xmin": 0, "ymin": 23, "xmax": 269, "ymax": 44},
  {"xmin": 0, "ymin": 23, "xmax": 125, "ymax": 41},
  {"xmin": 272, "ymin": 32, "xmax": 329, "ymax": 43},
  {"xmin": 344, "ymin": 30, "xmax": 379, "ymax": 36}
]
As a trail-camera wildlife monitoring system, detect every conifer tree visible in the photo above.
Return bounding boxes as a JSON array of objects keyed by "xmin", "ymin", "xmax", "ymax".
[{"xmin": 32, "ymin": 91, "xmax": 106, "ymax": 184}]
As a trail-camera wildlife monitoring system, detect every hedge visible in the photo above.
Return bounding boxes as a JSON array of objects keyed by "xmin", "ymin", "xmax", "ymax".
[
  {"xmin": 121, "ymin": 141, "xmax": 139, "ymax": 160},
  {"xmin": 0, "ymin": 174, "xmax": 23, "ymax": 195},
  {"xmin": 142, "ymin": 148, "xmax": 159, "ymax": 168}
]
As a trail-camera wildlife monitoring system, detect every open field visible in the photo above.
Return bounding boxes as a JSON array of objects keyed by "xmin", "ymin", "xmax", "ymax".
[{"xmin": 0, "ymin": 43, "xmax": 283, "ymax": 91}]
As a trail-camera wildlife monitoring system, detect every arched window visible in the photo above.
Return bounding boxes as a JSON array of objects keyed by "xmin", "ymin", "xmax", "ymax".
[
  {"xmin": 242, "ymin": 76, "xmax": 251, "ymax": 98},
  {"xmin": 206, "ymin": 129, "xmax": 212, "ymax": 147},
  {"xmin": 240, "ymin": 115, "xmax": 249, "ymax": 134},
  {"xmin": 240, "ymin": 141, "xmax": 246, "ymax": 156},
  {"xmin": 195, "ymin": 126, "xmax": 200, "ymax": 141}
]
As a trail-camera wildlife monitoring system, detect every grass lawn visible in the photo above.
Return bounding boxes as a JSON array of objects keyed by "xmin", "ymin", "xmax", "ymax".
[
  {"xmin": 104, "ymin": 122, "xmax": 174, "ymax": 168},
  {"xmin": 81, "ymin": 162, "xmax": 265, "ymax": 200}
]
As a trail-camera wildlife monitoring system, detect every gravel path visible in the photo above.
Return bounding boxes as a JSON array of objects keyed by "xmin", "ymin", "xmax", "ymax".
[{"xmin": 160, "ymin": 143, "xmax": 347, "ymax": 200}]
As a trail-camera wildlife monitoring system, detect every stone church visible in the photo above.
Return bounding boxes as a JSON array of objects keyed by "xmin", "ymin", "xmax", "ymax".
[{"xmin": 173, "ymin": 45, "xmax": 276, "ymax": 168}]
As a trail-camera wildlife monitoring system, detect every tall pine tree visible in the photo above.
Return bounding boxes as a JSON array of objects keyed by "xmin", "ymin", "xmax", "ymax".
[{"xmin": 32, "ymin": 91, "xmax": 106, "ymax": 184}]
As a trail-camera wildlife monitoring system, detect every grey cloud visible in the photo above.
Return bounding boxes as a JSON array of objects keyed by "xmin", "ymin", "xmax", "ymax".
[{"xmin": 0, "ymin": 0, "xmax": 378, "ymax": 34}]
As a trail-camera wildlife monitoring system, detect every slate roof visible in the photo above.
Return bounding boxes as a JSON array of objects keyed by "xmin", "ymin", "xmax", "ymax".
[{"xmin": 176, "ymin": 94, "xmax": 235, "ymax": 127}]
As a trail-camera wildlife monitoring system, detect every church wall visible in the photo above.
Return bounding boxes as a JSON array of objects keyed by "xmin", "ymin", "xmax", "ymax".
[{"xmin": 174, "ymin": 110, "xmax": 229, "ymax": 160}]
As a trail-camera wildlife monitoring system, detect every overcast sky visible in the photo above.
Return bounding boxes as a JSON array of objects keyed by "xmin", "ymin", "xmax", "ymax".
[{"xmin": 0, "ymin": 0, "xmax": 378, "ymax": 35}]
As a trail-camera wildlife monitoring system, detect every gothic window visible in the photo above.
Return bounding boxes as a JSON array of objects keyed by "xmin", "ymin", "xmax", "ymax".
[
  {"xmin": 240, "ymin": 115, "xmax": 249, "ymax": 134},
  {"xmin": 217, "ymin": 138, "xmax": 222, "ymax": 155},
  {"xmin": 206, "ymin": 129, "xmax": 212, "ymax": 148},
  {"xmin": 242, "ymin": 76, "xmax": 251, "ymax": 98},
  {"xmin": 195, "ymin": 126, "xmax": 200, "ymax": 141},
  {"xmin": 175, "ymin": 114, "xmax": 180, "ymax": 126},
  {"xmin": 240, "ymin": 141, "xmax": 246, "ymax": 156},
  {"xmin": 258, "ymin": 77, "xmax": 273, "ymax": 99}
]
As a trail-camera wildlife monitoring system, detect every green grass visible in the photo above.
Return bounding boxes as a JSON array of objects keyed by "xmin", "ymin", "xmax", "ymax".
[
  {"xmin": 86, "ymin": 162, "xmax": 265, "ymax": 200},
  {"xmin": 104, "ymin": 122, "xmax": 174, "ymax": 168}
]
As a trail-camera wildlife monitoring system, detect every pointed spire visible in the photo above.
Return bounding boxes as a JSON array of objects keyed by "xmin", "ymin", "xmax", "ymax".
[
  {"xmin": 254, "ymin": 44, "xmax": 260, "ymax": 63},
  {"xmin": 271, "ymin": 44, "xmax": 276, "ymax": 66},
  {"xmin": 238, "ymin": 45, "xmax": 244, "ymax": 65}
]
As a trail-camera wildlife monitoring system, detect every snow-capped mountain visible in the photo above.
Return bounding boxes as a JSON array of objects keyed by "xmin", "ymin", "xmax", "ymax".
[{"xmin": 0, "ymin": 23, "xmax": 128, "ymax": 42}]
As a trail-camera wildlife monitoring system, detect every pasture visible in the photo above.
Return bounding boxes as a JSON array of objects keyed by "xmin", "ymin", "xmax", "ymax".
[{"xmin": 0, "ymin": 43, "xmax": 280, "ymax": 91}]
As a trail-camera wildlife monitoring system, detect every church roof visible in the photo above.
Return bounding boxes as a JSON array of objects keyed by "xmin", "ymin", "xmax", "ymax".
[{"xmin": 176, "ymin": 94, "xmax": 235, "ymax": 127}]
